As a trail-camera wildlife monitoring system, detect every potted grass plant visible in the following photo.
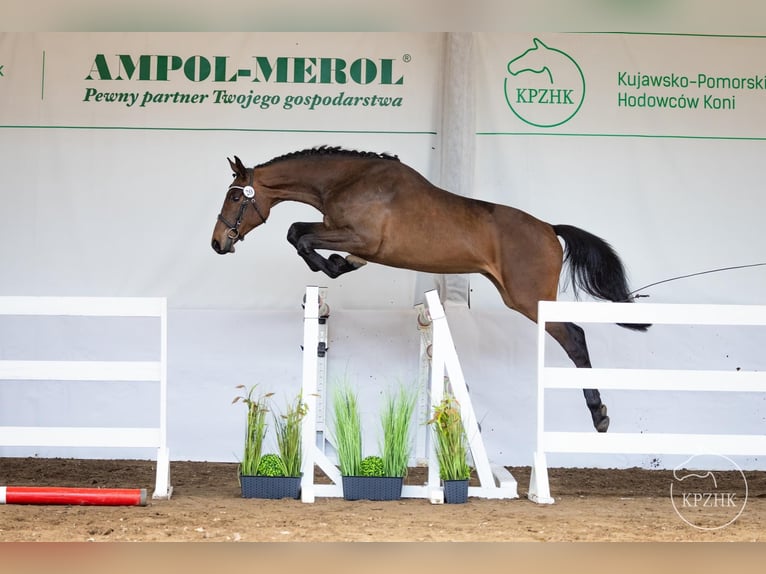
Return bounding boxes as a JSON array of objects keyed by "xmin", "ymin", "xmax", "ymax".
[
  {"xmin": 233, "ymin": 384, "xmax": 270, "ymax": 479},
  {"xmin": 273, "ymin": 392, "xmax": 307, "ymax": 478},
  {"xmin": 233, "ymin": 385, "xmax": 306, "ymax": 499},
  {"xmin": 331, "ymin": 382, "xmax": 416, "ymax": 501},
  {"xmin": 380, "ymin": 386, "xmax": 417, "ymax": 479},
  {"xmin": 429, "ymin": 392, "xmax": 472, "ymax": 503}
]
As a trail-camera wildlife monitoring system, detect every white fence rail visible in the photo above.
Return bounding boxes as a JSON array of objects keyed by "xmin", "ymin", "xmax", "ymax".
[
  {"xmin": 529, "ymin": 301, "xmax": 766, "ymax": 504},
  {"xmin": 0, "ymin": 296, "xmax": 171, "ymax": 499}
]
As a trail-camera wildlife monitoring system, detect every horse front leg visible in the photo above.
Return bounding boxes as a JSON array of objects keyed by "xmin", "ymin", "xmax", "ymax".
[
  {"xmin": 287, "ymin": 222, "xmax": 324, "ymax": 272},
  {"xmin": 286, "ymin": 222, "xmax": 368, "ymax": 278}
]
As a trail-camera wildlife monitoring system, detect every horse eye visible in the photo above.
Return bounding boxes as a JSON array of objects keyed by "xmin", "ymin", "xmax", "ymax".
[{"xmin": 230, "ymin": 194, "xmax": 241, "ymax": 203}]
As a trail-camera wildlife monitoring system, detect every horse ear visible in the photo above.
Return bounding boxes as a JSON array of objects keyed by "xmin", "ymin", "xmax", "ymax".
[{"xmin": 228, "ymin": 156, "xmax": 247, "ymax": 178}]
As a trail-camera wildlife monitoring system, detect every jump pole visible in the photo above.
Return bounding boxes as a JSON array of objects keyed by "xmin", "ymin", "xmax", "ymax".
[{"xmin": 0, "ymin": 486, "xmax": 147, "ymax": 506}]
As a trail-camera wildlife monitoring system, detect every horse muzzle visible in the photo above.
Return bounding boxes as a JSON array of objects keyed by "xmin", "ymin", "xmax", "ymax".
[{"xmin": 211, "ymin": 235, "xmax": 237, "ymax": 254}]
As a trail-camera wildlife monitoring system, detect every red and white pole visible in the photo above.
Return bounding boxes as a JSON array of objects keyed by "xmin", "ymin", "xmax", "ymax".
[{"xmin": 0, "ymin": 486, "xmax": 147, "ymax": 506}]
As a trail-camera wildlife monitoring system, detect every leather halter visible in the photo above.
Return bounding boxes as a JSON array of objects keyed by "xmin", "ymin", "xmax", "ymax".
[{"xmin": 217, "ymin": 168, "xmax": 267, "ymax": 241}]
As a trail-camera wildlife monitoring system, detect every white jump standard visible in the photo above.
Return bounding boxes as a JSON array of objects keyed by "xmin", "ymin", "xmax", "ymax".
[
  {"xmin": 299, "ymin": 286, "xmax": 518, "ymax": 504},
  {"xmin": 0, "ymin": 296, "xmax": 172, "ymax": 500}
]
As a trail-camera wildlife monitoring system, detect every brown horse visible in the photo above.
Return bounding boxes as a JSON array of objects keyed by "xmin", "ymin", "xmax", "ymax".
[{"xmin": 211, "ymin": 146, "xmax": 648, "ymax": 432}]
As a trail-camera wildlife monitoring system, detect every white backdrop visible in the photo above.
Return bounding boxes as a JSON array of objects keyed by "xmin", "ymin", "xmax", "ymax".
[{"xmin": 0, "ymin": 32, "xmax": 763, "ymax": 469}]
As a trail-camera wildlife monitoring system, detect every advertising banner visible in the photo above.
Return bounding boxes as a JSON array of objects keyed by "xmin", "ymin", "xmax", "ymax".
[
  {"xmin": 477, "ymin": 33, "xmax": 766, "ymax": 138},
  {"xmin": 1, "ymin": 33, "xmax": 442, "ymax": 133}
]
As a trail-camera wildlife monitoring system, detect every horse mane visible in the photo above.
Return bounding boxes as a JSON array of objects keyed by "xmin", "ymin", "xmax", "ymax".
[{"xmin": 257, "ymin": 145, "xmax": 400, "ymax": 167}]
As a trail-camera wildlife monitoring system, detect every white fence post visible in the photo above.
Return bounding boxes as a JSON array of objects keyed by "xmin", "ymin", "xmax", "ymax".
[
  {"xmin": 413, "ymin": 302, "xmax": 433, "ymax": 466},
  {"xmin": 0, "ymin": 296, "xmax": 172, "ymax": 499},
  {"xmin": 529, "ymin": 301, "xmax": 766, "ymax": 504},
  {"xmin": 300, "ymin": 286, "xmax": 343, "ymax": 502}
]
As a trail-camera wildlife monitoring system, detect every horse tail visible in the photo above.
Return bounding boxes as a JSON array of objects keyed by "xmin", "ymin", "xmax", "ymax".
[{"xmin": 553, "ymin": 224, "xmax": 650, "ymax": 332}]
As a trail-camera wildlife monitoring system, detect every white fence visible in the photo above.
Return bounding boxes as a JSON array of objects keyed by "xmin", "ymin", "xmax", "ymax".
[
  {"xmin": 529, "ymin": 301, "xmax": 766, "ymax": 504},
  {"xmin": 0, "ymin": 297, "xmax": 171, "ymax": 499}
]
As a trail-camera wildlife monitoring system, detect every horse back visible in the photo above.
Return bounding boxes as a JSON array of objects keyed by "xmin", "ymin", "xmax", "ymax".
[{"xmin": 324, "ymin": 159, "xmax": 560, "ymax": 275}]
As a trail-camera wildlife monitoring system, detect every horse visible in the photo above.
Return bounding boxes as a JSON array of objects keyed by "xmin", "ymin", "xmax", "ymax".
[{"xmin": 211, "ymin": 146, "xmax": 649, "ymax": 432}]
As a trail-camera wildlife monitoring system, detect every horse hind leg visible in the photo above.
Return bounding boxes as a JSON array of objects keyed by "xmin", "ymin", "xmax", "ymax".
[
  {"xmin": 482, "ymin": 267, "xmax": 610, "ymax": 432},
  {"xmin": 545, "ymin": 321, "xmax": 610, "ymax": 433}
]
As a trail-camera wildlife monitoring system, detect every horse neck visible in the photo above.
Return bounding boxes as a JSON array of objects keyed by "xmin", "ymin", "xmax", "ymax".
[{"xmin": 255, "ymin": 161, "xmax": 326, "ymax": 211}]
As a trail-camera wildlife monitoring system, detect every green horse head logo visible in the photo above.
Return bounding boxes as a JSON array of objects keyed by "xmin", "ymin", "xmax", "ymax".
[{"xmin": 504, "ymin": 38, "xmax": 585, "ymax": 128}]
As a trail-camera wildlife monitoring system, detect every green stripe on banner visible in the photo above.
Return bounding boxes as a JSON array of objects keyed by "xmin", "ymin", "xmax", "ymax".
[
  {"xmin": 0, "ymin": 125, "xmax": 436, "ymax": 135},
  {"xmin": 477, "ymin": 132, "xmax": 766, "ymax": 141}
]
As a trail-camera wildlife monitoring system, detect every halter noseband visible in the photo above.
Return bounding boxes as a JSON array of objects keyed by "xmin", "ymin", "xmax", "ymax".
[{"xmin": 217, "ymin": 169, "xmax": 268, "ymax": 241}]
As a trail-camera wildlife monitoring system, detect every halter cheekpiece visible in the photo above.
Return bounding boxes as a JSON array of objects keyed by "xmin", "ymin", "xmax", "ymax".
[{"xmin": 217, "ymin": 171, "xmax": 267, "ymax": 241}]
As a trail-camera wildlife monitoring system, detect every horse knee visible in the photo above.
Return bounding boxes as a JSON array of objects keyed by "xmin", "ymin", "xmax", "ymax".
[{"xmin": 286, "ymin": 223, "xmax": 305, "ymax": 247}]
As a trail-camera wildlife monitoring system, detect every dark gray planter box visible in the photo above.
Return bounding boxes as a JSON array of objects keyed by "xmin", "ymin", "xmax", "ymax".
[
  {"xmin": 443, "ymin": 479, "xmax": 469, "ymax": 504},
  {"xmin": 240, "ymin": 475, "xmax": 301, "ymax": 499},
  {"xmin": 341, "ymin": 476, "xmax": 403, "ymax": 501}
]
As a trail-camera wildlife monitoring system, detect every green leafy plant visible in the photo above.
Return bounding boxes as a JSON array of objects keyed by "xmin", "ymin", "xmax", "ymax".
[
  {"xmin": 380, "ymin": 386, "xmax": 417, "ymax": 478},
  {"xmin": 331, "ymin": 383, "xmax": 362, "ymax": 476},
  {"xmin": 232, "ymin": 384, "xmax": 272, "ymax": 476},
  {"xmin": 429, "ymin": 393, "xmax": 472, "ymax": 481},
  {"xmin": 360, "ymin": 455, "xmax": 384, "ymax": 477},
  {"xmin": 274, "ymin": 393, "xmax": 308, "ymax": 477},
  {"xmin": 256, "ymin": 453, "xmax": 285, "ymax": 477}
]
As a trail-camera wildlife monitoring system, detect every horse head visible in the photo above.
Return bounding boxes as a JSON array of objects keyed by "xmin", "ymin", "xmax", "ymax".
[{"xmin": 211, "ymin": 156, "xmax": 270, "ymax": 254}]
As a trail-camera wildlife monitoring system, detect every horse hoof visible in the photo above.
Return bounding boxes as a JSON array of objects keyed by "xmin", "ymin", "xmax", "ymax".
[
  {"xmin": 346, "ymin": 255, "xmax": 367, "ymax": 268},
  {"xmin": 596, "ymin": 415, "xmax": 610, "ymax": 433}
]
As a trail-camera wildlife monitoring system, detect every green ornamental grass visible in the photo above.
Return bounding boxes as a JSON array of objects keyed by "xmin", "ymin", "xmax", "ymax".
[
  {"xmin": 232, "ymin": 385, "xmax": 272, "ymax": 477},
  {"xmin": 274, "ymin": 393, "xmax": 308, "ymax": 477},
  {"xmin": 430, "ymin": 393, "xmax": 472, "ymax": 481},
  {"xmin": 380, "ymin": 386, "xmax": 417, "ymax": 478},
  {"xmin": 331, "ymin": 383, "xmax": 362, "ymax": 477}
]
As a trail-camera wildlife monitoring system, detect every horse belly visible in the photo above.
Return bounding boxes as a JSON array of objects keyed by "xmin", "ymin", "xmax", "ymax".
[{"xmin": 370, "ymin": 220, "xmax": 497, "ymax": 275}]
